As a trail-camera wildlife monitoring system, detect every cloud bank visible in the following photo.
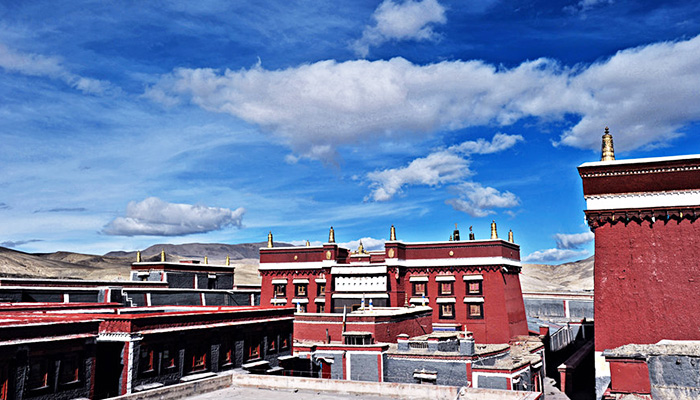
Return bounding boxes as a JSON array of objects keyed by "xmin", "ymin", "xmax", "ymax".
[
  {"xmin": 366, "ymin": 133, "xmax": 522, "ymax": 216},
  {"xmin": 524, "ymin": 231, "xmax": 594, "ymax": 262},
  {"xmin": 0, "ymin": 239, "xmax": 43, "ymax": 248},
  {"xmin": 103, "ymin": 197, "xmax": 245, "ymax": 236},
  {"xmin": 147, "ymin": 34, "xmax": 700, "ymax": 162},
  {"xmin": 351, "ymin": 0, "xmax": 447, "ymax": 57}
]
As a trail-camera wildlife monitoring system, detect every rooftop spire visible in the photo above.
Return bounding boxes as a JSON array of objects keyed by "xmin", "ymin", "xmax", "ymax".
[
  {"xmin": 226, "ymin": 255, "xmax": 230, "ymax": 266},
  {"xmin": 136, "ymin": 250, "xmax": 142, "ymax": 263},
  {"xmin": 204, "ymin": 256, "xmax": 208, "ymax": 264},
  {"xmin": 328, "ymin": 226, "xmax": 335, "ymax": 243},
  {"xmin": 469, "ymin": 226, "xmax": 475, "ymax": 240},
  {"xmin": 267, "ymin": 231, "xmax": 273, "ymax": 248},
  {"xmin": 453, "ymin": 223, "xmax": 460, "ymax": 241},
  {"xmin": 390, "ymin": 225, "xmax": 396, "ymax": 241},
  {"xmin": 601, "ymin": 127, "xmax": 615, "ymax": 161},
  {"xmin": 305, "ymin": 240, "xmax": 310, "ymax": 247},
  {"xmin": 160, "ymin": 249, "xmax": 165, "ymax": 262},
  {"xmin": 491, "ymin": 220, "xmax": 498, "ymax": 239},
  {"xmin": 508, "ymin": 229, "xmax": 514, "ymax": 243},
  {"xmin": 357, "ymin": 240, "xmax": 365, "ymax": 254}
]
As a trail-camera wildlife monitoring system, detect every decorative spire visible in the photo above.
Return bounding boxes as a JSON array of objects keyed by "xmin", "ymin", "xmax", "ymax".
[
  {"xmin": 357, "ymin": 240, "xmax": 365, "ymax": 254},
  {"xmin": 453, "ymin": 223, "xmax": 460, "ymax": 241},
  {"xmin": 390, "ymin": 225, "xmax": 396, "ymax": 241},
  {"xmin": 328, "ymin": 226, "xmax": 335, "ymax": 243},
  {"xmin": 508, "ymin": 229, "xmax": 514, "ymax": 243},
  {"xmin": 160, "ymin": 249, "xmax": 165, "ymax": 262},
  {"xmin": 204, "ymin": 256, "xmax": 208, "ymax": 264},
  {"xmin": 305, "ymin": 240, "xmax": 310, "ymax": 247},
  {"xmin": 469, "ymin": 226, "xmax": 475, "ymax": 241},
  {"xmin": 490, "ymin": 220, "xmax": 498, "ymax": 239},
  {"xmin": 267, "ymin": 231, "xmax": 273, "ymax": 248},
  {"xmin": 601, "ymin": 127, "xmax": 615, "ymax": 161},
  {"xmin": 449, "ymin": 234, "xmax": 453, "ymax": 241},
  {"xmin": 136, "ymin": 250, "xmax": 142, "ymax": 263},
  {"xmin": 226, "ymin": 255, "xmax": 230, "ymax": 266}
]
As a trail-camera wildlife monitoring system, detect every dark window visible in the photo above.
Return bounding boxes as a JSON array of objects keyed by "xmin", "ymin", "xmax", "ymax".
[
  {"xmin": 317, "ymin": 283, "xmax": 326, "ymax": 296},
  {"xmin": 439, "ymin": 303, "xmax": 455, "ymax": 319},
  {"xmin": 317, "ymin": 304, "xmax": 325, "ymax": 313},
  {"xmin": 274, "ymin": 284, "xmax": 286, "ymax": 297},
  {"xmin": 467, "ymin": 281, "xmax": 482, "ymax": 295},
  {"xmin": 246, "ymin": 338, "xmax": 261, "ymax": 361},
  {"xmin": 27, "ymin": 359, "xmax": 49, "ymax": 390},
  {"xmin": 412, "ymin": 282, "xmax": 427, "ymax": 296},
  {"xmin": 162, "ymin": 348, "xmax": 177, "ymax": 370},
  {"xmin": 186, "ymin": 346, "xmax": 208, "ymax": 373},
  {"xmin": 467, "ymin": 303, "xmax": 483, "ymax": 319},
  {"xmin": 268, "ymin": 337, "xmax": 277, "ymax": 353},
  {"xmin": 0, "ymin": 365, "xmax": 8, "ymax": 400},
  {"xmin": 439, "ymin": 282, "xmax": 453, "ymax": 295},
  {"xmin": 220, "ymin": 342, "xmax": 233, "ymax": 368},
  {"xmin": 296, "ymin": 303, "xmax": 307, "ymax": 313},
  {"xmin": 295, "ymin": 284, "xmax": 307, "ymax": 297},
  {"xmin": 59, "ymin": 355, "xmax": 80, "ymax": 384},
  {"xmin": 207, "ymin": 277, "xmax": 216, "ymax": 289},
  {"xmin": 280, "ymin": 336, "xmax": 290, "ymax": 350},
  {"xmin": 140, "ymin": 347, "xmax": 155, "ymax": 374}
]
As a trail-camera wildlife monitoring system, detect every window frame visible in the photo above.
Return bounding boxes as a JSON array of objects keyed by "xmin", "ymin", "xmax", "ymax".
[
  {"xmin": 412, "ymin": 282, "xmax": 427, "ymax": 297},
  {"xmin": 439, "ymin": 282, "xmax": 453, "ymax": 296},
  {"xmin": 467, "ymin": 303, "xmax": 484, "ymax": 319},
  {"xmin": 27, "ymin": 358, "xmax": 50, "ymax": 391},
  {"xmin": 439, "ymin": 303, "xmax": 455, "ymax": 319},
  {"xmin": 317, "ymin": 283, "xmax": 326, "ymax": 296},
  {"xmin": 295, "ymin": 283, "xmax": 307, "ymax": 297},
  {"xmin": 467, "ymin": 281, "xmax": 482, "ymax": 295},
  {"xmin": 273, "ymin": 284, "xmax": 286, "ymax": 297}
]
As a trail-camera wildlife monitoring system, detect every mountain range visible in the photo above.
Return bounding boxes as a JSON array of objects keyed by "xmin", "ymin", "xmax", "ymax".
[{"xmin": 0, "ymin": 243, "xmax": 593, "ymax": 292}]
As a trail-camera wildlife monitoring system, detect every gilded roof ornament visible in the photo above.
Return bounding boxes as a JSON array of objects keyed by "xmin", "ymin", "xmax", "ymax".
[
  {"xmin": 267, "ymin": 231, "xmax": 273, "ymax": 248},
  {"xmin": 390, "ymin": 225, "xmax": 396, "ymax": 241},
  {"xmin": 508, "ymin": 229, "xmax": 514, "ymax": 243},
  {"xmin": 204, "ymin": 256, "xmax": 208, "ymax": 264},
  {"xmin": 469, "ymin": 226, "xmax": 475, "ymax": 241},
  {"xmin": 490, "ymin": 220, "xmax": 498, "ymax": 239},
  {"xmin": 328, "ymin": 226, "xmax": 335, "ymax": 243},
  {"xmin": 226, "ymin": 255, "xmax": 230, "ymax": 266},
  {"xmin": 601, "ymin": 127, "xmax": 615, "ymax": 161},
  {"xmin": 136, "ymin": 250, "xmax": 142, "ymax": 263},
  {"xmin": 160, "ymin": 249, "xmax": 165, "ymax": 262},
  {"xmin": 305, "ymin": 240, "xmax": 310, "ymax": 247}
]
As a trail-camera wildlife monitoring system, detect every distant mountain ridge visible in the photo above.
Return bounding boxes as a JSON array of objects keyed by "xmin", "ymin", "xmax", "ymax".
[{"xmin": 0, "ymin": 243, "xmax": 593, "ymax": 291}]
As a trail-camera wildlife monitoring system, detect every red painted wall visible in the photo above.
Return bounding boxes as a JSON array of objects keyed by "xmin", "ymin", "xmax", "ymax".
[
  {"xmin": 595, "ymin": 218, "xmax": 700, "ymax": 351},
  {"xmin": 609, "ymin": 359, "xmax": 651, "ymax": 394},
  {"xmin": 294, "ymin": 311, "xmax": 433, "ymax": 343}
]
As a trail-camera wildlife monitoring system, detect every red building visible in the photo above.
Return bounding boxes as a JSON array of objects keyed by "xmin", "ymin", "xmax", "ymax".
[
  {"xmin": 578, "ymin": 128, "xmax": 700, "ymax": 396},
  {"xmin": 259, "ymin": 224, "xmax": 528, "ymax": 344}
]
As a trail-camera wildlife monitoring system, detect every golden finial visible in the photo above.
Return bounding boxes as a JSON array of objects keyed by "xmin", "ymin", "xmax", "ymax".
[
  {"xmin": 490, "ymin": 220, "xmax": 498, "ymax": 239},
  {"xmin": 267, "ymin": 231, "xmax": 273, "ymax": 248},
  {"xmin": 469, "ymin": 226, "xmax": 475, "ymax": 240},
  {"xmin": 328, "ymin": 226, "xmax": 335, "ymax": 243},
  {"xmin": 204, "ymin": 256, "xmax": 208, "ymax": 264},
  {"xmin": 449, "ymin": 234, "xmax": 453, "ymax": 241},
  {"xmin": 357, "ymin": 240, "xmax": 365, "ymax": 254},
  {"xmin": 601, "ymin": 127, "xmax": 615, "ymax": 161},
  {"xmin": 508, "ymin": 229, "xmax": 514, "ymax": 243},
  {"xmin": 305, "ymin": 240, "xmax": 310, "ymax": 246},
  {"xmin": 390, "ymin": 225, "xmax": 396, "ymax": 241},
  {"xmin": 160, "ymin": 249, "xmax": 165, "ymax": 262},
  {"xmin": 136, "ymin": 250, "xmax": 142, "ymax": 263},
  {"xmin": 453, "ymin": 223, "xmax": 460, "ymax": 241},
  {"xmin": 226, "ymin": 255, "xmax": 230, "ymax": 266}
]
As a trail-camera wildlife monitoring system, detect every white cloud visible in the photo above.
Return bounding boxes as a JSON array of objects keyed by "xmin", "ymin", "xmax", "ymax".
[
  {"xmin": 554, "ymin": 231, "xmax": 594, "ymax": 249},
  {"xmin": 445, "ymin": 182, "xmax": 519, "ymax": 217},
  {"xmin": 0, "ymin": 44, "xmax": 109, "ymax": 94},
  {"xmin": 449, "ymin": 133, "xmax": 524, "ymax": 155},
  {"xmin": 366, "ymin": 151, "xmax": 470, "ymax": 201},
  {"xmin": 351, "ymin": 0, "xmax": 447, "ymax": 57},
  {"xmin": 339, "ymin": 237, "xmax": 386, "ymax": 251},
  {"xmin": 366, "ymin": 133, "xmax": 522, "ymax": 206},
  {"xmin": 147, "ymin": 34, "xmax": 700, "ymax": 162},
  {"xmin": 103, "ymin": 197, "xmax": 245, "ymax": 236},
  {"xmin": 523, "ymin": 248, "xmax": 589, "ymax": 263}
]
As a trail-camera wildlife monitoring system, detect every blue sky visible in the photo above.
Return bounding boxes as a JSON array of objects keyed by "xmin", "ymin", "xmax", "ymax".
[{"xmin": 1, "ymin": 0, "xmax": 700, "ymax": 262}]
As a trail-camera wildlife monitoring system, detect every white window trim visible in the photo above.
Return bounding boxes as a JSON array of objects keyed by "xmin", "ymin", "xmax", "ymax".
[
  {"xmin": 314, "ymin": 297, "xmax": 326, "ymax": 303},
  {"xmin": 463, "ymin": 275, "xmax": 483, "ymax": 281},
  {"xmin": 271, "ymin": 279, "xmax": 288, "ymax": 284},
  {"xmin": 409, "ymin": 276, "xmax": 429, "ymax": 282},
  {"xmin": 315, "ymin": 278, "xmax": 326, "ymax": 283},
  {"xmin": 436, "ymin": 297, "xmax": 456, "ymax": 304},
  {"xmin": 435, "ymin": 275, "xmax": 455, "ymax": 282},
  {"xmin": 271, "ymin": 298, "xmax": 287, "ymax": 304},
  {"xmin": 292, "ymin": 298, "xmax": 309, "ymax": 304},
  {"xmin": 409, "ymin": 297, "xmax": 428, "ymax": 304},
  {"xmin": 293, "ymin": 279, "xmax": 309, "ymax": 284}
]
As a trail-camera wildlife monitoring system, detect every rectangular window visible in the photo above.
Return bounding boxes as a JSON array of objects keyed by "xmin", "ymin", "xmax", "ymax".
[
  {"xmin": 296, "ymin": 303, "xmax": 307, "ymax": 313},
  {"xmin": 187, "ymin": 346, "xmax": 208, "ymax": 373},
  {"xmin": 27, "ymin": 359, "xmax": 49, "ymax": 390},
  {"xmin": 59, "ymin": 355, "xmax": 80, "ymax": 384},
  {"xmin": 280, "ymin": 336, "xmax": 290, "ymax": 350},
  {"xmin": 268, "ymin": 337, "xmax": 277, "ymax": 353},
  {"xmin": 246, "ymin": 339, "xmax": 261, "ymax": 361},
  {"xmin": 439, "ymin": 304, "xmax": 455, "ymax": 319},
  {"xmin": 439, "ymin": 282, "xmax": 453, "ymax": 295},
  {"xmin": 0, "ymin": 365, "xmax": 8, "ymax": 400},
  {"xmin": 162, "ymin": 348, "xmax": 177, "ymax": 369},
  {"xmin": 295, "ymin": 284, "xmax": 307, "ymax": 297},
  {"xmin": 274, "ymin": 284, "xmax": 286, "ymax": 297},
  {"xmin": 219, "ymin": 342, "xmax": 233, "ymax": 368},
  {"xmin": 468, "ymin": 303, "xmax": 483, "ymax": 319},
  {"xmin": 140, "ymin": 347, "xmax": 155, "ymax": 373},
  {"xmin": 317, "ymin": 304, "xmax": 325, "ymax": 313},
  {"xmin": 413, "ymin": 282, "xmax": 427, "ymax": 296},
  {"xmin": 317, "ymin": 283, "xmax": 326, "ymax": 296},
  {"xmin": 467, "ymin": 281, "xmax": 482, "ymax": 295}
]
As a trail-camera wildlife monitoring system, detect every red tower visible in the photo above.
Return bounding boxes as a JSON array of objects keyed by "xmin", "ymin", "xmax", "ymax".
[{"xmin": 578, "ymin": 128, "xmax": 700, "ymax": 395}]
